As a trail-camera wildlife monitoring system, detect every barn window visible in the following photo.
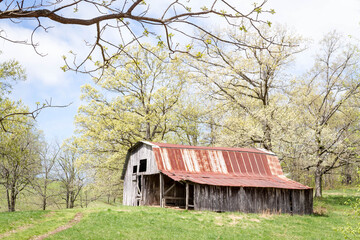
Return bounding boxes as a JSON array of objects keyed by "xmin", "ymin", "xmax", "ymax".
[
  {"xmin": 133, "ymin": 165, "xmax": 137, "ymax": 174},
  {"xmin": 139, "ymin": 159, "xmax": 147, "ymax": 172}
]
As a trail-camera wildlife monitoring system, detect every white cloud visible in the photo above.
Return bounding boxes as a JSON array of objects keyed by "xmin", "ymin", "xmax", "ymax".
[
  {"xmin": 0, "ymin": 22, "xmax": 93, "ymax": 142},
  {"xmin": 1, "ymin": 0, "xmax": 360, "ymax": 142},
  {"xmin": 0, "ymin": 23, "xmax": 93, "ymax": 87},
  {"xmin": 268, "ymin": 0, "xmax": 360, "ymax": 40}
]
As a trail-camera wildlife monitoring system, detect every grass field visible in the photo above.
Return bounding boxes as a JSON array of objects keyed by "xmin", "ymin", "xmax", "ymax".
[{"xmin": 0, "ymin": 189, "xmax": 359, "ymax": 240}]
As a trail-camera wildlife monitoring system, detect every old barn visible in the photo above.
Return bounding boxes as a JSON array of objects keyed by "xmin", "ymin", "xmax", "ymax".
[{"xmin": 121, "ymin": 141, "xmax": 313, "ymax": 214}]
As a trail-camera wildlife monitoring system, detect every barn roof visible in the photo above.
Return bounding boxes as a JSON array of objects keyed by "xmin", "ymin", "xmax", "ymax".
[{"xmin": 122, "ymin": 141, "xmax": 311, "ymax": 190}]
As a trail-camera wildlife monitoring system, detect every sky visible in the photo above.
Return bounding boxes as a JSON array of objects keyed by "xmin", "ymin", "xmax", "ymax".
[{"xmin": 1, "ymin": 0, "xmax": 360, "ymax": 143}]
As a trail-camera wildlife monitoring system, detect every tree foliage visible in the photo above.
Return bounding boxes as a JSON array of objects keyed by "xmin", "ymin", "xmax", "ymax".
[
  {"xmin": 188, "ymin": 28, "xmax": 360, "ymax": 197},
  {"xmin": 284, "ymin": 32, "xmax": 360, "ymax": 197},
  {"xmin": 58, "ymin": 140, "xmax": 84, "ymax": 209},
  {"xmin": 74, "ymin": 44, "xmax": 196, "ymax": 197},
  {"xmin": 0, "ymin": 107, "xmax": 42, "ymax": 212},
  {"xmin": 31, "ymin": 142, "xmax": 61, "ymax": 210},
  {"xmin": 0, "ymin": 55, "xmax": 63, "ymax": 132},
  {"xmin": 190, "ymin": 24, "xmax": 304, "ymax": 151}
]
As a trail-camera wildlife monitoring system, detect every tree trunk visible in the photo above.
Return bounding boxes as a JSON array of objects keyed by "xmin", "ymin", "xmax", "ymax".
[
  {"xmin": 146, "ymin": 121, "xmax": 151, "ymax": 140},
  {"xmin": 6, "ymin": 188, "xmax": 11, "ymax": 212},
  {"xmin": 262, "ymin": 123, "xmax": 273, "ymax": 151},
  {"xmin": 42, "ymin": 184, "xmax": 47, "ymax": 210},
  {"xmin": 314, "ymin": 170, "xmax": 323, "ymax": 198},
  {"xmin": 342, "ymin": 163, "xmax": 352, "ymax": 185},
  {"xmin": 66, "ymin": 191, "xmax": 70, "ymax": 208},
  {"xmin": 345, "ymin": 174, "xmax": 352, "ymax": 185},
  {"xmin": 9, "ymin": 187, "xmax": 16, "ymax": 212},
  {"xmin": 42, "ymin": 197, "xmax": 47, "ymax": 210},
  {"xmin": 69, "ymin": 191, "xmax": 75, "ymax": 208}
]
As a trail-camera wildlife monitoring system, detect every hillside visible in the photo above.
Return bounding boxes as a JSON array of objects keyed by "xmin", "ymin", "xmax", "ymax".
[{"xmin": 0, "ymin": 189, "xmax": 359, "ymax": 240}]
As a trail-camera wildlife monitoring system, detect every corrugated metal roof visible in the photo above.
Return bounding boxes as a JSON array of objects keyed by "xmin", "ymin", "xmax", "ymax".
[
  {"xmin": 150, "ymin": 142, "xmax": 311, "ymax": 190},
  {"xmin": 161, "ymin": 171, "xmax": 309, "ymax": 189}
]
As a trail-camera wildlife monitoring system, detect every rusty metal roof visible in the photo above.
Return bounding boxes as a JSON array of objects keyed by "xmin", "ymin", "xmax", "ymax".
[
  {"xmin": 161, "ymin": 171, "xmax": 309, "ymax": 190},
  {"xmin": 122, "ymin": 141, "xmax": 311, "ymax": 190}
]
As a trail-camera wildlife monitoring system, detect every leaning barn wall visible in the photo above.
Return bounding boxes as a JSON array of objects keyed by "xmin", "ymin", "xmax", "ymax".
[
  {"xmin": 194, "ymin": 185, "xmax": 313, "ymax": 214},
  {"xmin": 123, "ymin": 144, "xmax": 159, "ymax": 206}
]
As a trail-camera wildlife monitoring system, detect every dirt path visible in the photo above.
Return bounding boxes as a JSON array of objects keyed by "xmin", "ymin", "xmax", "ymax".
[
  {"xmin": 0, "ymin": 224, "xmax": 33, "ymax": 239},
  {"xmin": 31, "ymin": 212, "xmax": 83, "ymax": 240}
]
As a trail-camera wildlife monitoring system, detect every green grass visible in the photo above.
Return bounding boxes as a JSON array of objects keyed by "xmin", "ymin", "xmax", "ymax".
[
  {"xmin": 0, "ymin": 210, "xmax": 78, "ymax": 240},
  {"xmin": 0, "ymin": 210, "xmax": 47, "ymax": 234},
  {"xmin": 0, "ymin": 189, "xmax": 359, "ymax": 240}
]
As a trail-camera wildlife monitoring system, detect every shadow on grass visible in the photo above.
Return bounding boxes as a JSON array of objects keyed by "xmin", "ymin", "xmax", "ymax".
[
  {"xmin": 322, "ymin": 196, "xmax": 359, "ymax": 207},
  {"xmin": 312, "ymin": 194, "xmax": 359, "ymax": 218},
  {"xmin": 312, "ymin": 211, "xmax": 329, "ymax": 217}
]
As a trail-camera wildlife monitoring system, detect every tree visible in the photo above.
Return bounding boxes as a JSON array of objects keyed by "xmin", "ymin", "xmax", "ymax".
[
  {"xmin": 0, "ymin": 0, "xmax": 275, "ymax": 74},
  {"xmin": 0, "ymin": 58, "xmax": 26, "ymax": 95},
  {"xmin": 31, "ymin": 142, "xmax": 61, "ymax": 210},
  {"xmin": 58, "ymin": 140, "xmax": 84, "ymax": 209},
  {"xmin": 75, "ymin": 44, "xmax": 189, "ymax": 165},
  {"xmin": 91, "ymin": 172, "xmax": 123, "ymax": 204},
  {"xmin": 74, "ymin": 45, "xmax": 207, "ymax": 199},
  {"xmin": 287, "ymin": 32, "xmax": 360, "ymax": 197},
  {"xmin": 0, "ymin": 57, "xmax": 26, "ymax": 131},
  {"xmin": 163, "ymin": 96, "xmax": 209, "ymax": 146},
  {"xmin": 0, "ymin": 108, "xmax": 42, "ymax": 212},
  {"xmin": 189, "ymin": 24, "xmax": 303, "ymax": 151},
  {"xmin": 0, "ymin": 55, "xmax": 65, "ymax": 132}
]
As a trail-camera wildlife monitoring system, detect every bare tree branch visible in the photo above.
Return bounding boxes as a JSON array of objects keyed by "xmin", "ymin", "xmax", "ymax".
[{"xmin": 0, "ymin": 0, "xmax": 274, "ymax": 74}]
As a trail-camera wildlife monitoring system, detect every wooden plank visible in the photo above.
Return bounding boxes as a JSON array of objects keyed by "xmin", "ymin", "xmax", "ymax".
[
  {"xmin": 164, "ymin": 196, "xmax": 185, "ymax": 200},
  {"xmin": 164, "ymin": 183, "xmax": 176, "ymax": 196},
  {"xmin": 299, "ymin": 190, "xmax": 305, "ymax": 215},
  {"xmin": 141, "ymin": 175, "xmax": 145, "ymax": 205},
  {"xmin": 239, "ymin": 187, "xmax": 246, "ymax": 212},
  {"xmin": 307, "ymin": 189, "xmax": 314, "ymax": 214},
  {"xmin": 195, "ymin": 184, "xmax": 199, "ymax": 210},
  {"xmin": 160, "ymin": 173, "xmax": 164, "ymax": 207},
  {"xmin": 186, "ymin": 182, "xmax": 189, "ymax": 210},
  {"xmin": 310, "ymin": 189, "xmax": 314, "ymax": 214}
]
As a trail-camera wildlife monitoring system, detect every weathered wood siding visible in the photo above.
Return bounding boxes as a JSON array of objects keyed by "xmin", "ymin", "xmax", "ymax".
[
  {"xmin": 194, "ymin": 185, "xmax": 313, "ymax": 214},
  {"xmin": 123, "ymin": 144, "xmax": 159, "ymax": 206},
  {"xmin": 127, "ymin": 170, "xmax": 313, "ymax": 214},
  {"xmin": 143, "ymin": 175, "xmax": 160, "ymax": 205}
]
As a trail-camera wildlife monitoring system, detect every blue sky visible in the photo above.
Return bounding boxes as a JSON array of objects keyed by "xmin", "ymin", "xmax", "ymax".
[{"xmin": 1, "ymin": 0, "xmax": 360, "ymax": 143}]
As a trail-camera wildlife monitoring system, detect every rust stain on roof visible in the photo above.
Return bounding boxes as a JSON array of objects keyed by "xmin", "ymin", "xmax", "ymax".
[{"xmin": 150, "ymin": 142, "xmax": 310, "ymax": 190}]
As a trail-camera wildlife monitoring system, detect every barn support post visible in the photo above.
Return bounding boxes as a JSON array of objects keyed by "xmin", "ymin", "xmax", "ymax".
[
  {"xmin": 186, "ymin": 182, "xmax": 189, "ymax": 210},
  {"xmin": 160, "ymin": 173, "xmax": 164, "ymax": 207}
]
